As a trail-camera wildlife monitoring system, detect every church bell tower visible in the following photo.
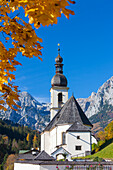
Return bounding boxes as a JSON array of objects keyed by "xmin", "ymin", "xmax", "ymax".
[{"xmin": 50, "ymin": 45, "xmax": 69, "ymax": 120}]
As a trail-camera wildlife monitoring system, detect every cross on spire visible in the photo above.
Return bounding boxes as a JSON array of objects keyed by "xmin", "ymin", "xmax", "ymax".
[{"xmin": 58, "ymin": 43, "xmax": 60, "ymax": 55}]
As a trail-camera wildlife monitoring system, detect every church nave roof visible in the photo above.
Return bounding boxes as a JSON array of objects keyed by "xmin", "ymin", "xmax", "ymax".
[{"xmin": 43, "ymin": 95, "xmax": 93, "ymax": 132}]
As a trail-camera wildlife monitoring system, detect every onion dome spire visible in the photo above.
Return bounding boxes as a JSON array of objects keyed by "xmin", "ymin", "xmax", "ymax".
[
  {"xmin": 51, "ymin": 44, "xmax": 67, "ymax": 87},
  {"xmin": 55, "ymin": 43, "xmax": 63, "ymax": 74}
]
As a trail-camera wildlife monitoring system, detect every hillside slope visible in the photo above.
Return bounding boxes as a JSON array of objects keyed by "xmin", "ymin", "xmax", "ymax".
[
  {"xmin": 90, "ymin": 142, "xmax": 113, "ymax": 159},
  {"xmin": 0, "ymin": 118, "xmax": 40, "ymax": 165}
]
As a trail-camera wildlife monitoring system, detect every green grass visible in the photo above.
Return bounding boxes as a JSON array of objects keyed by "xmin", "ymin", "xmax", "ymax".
[
  {"xmin": 90, "ymin": 142, "xmax": 113, "ymax": 159},
  {"xmin": 72, "ymin": 142, "xmax": 113, "ymax": 160}
]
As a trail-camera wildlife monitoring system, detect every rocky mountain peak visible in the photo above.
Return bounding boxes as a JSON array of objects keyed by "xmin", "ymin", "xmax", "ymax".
[
  {"xmin": 19, "ymin": 91, "xmax": 41, "ymax": 107},
  {"xmin": 91, "ymin": 92, "xmax": 96, "ymax": 99},
  {"xmin": 1, "ymin": 76, "xmax": 113, "ymax": 132},
  {"xmin": 0, "ymin": 92, "xmax": 50, "ymax": 131},
  {"xmin": 77, "ymin": 76, "xmax": 113, "ymax": 118}
]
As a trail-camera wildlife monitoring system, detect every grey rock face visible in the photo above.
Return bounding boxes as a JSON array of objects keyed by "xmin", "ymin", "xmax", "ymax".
[
  {"xmin": 0, "ymin": 91, "xmax": 50, "ymax": 131},
  {"xmin": 77, "ymin": 76, "xmax": 113, "ymax": 118},
  {"xmin": 1, "ymin": 76, "xmax": 113, "ymax": 131}
]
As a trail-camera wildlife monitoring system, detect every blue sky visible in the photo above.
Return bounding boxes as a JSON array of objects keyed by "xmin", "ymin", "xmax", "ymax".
[{"xmin": 14, "ymin": 0, "xmax": 113, "ymax": 103}]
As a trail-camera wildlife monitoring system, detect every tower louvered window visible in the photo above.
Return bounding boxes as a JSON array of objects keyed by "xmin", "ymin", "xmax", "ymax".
[{"xmin": 58, "ymin": 93, "xmax": 62, "ymax": 102}]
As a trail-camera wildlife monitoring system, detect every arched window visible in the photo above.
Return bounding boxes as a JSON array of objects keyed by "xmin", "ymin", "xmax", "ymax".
[{"xmin": 58, "ymin": 93, "xmax": 62, "ymax": 102}]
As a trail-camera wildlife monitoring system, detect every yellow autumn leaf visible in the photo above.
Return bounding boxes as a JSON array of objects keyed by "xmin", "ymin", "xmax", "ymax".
[
  {"xmin": 29, "ymin": 17, "xmax": 34, "ymax": 24},
  {"xmin": 6, "ymin": 37, "xmax": 10, "ymax": 40},
  {"xmin": 0, "ymin": 100, "xmax": 5, "ymax": 104},
  {"xmin": 0, "ymin": 0, "xmax": 75, "ymax": 110}
]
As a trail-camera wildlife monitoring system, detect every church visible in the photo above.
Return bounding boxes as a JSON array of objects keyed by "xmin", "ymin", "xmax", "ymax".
[
  {"xmin": 14, "ymin": 47, "xmax": 98, "ymax": 170},
  {"xmin": 41, "ymin": 46, "xmax": 95, "ymax": 160}
]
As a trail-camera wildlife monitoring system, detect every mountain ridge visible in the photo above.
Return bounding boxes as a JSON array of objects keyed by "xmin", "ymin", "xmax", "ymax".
[
  {"xmin": 0, "ymin": 91, "xmax": 50, "ymax": 131},
  {"xmin": 1, "ymin": 76, "xmax": 113, "ymax": 132},
  {"xmin": 77, "ymin": 76, "xmax": 113, "ymax": 118}
]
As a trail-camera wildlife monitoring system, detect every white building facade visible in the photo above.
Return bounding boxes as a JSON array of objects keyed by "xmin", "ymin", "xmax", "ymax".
[
  {"xmin": 50, "ymin": 86, "xmax": 69, "ymax": 120},
  {"xmin": 41, "ymin": 47, "xmax": 94, "ymax": 159}
]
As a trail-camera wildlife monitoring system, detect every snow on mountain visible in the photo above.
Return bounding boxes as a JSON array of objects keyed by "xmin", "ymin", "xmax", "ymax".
[
  {"xmin": 0, "ymin": 92, "xmax": 50, "ymax": 131},
  {"xmin": 1, "ymin": 76, "xmax": 113, "ymax": 132},
  {"xmin": 77, "ymin": 76, "xmax": 113, "ymax": 118}
]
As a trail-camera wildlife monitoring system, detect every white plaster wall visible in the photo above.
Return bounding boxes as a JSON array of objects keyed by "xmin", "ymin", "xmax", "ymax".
[
  {"xmin": 41, "ymin": 124, "xmax": 91, "ymax": 157},
  {"xmin": 50, "ymin": 128, "xmax": 57, "ymax": 154},
  {"xmin": 50, "ymin": 87, "xmax": 69, "ymax": 120},
  {"xmin": 44, "ymin": 124, "xmax": 71, "ymax": 155},
  {"xmin": 14, "ymin": 163, "xmax": 40, "ymax": 170},
  {"xmin": 66, "ymin": 132, "xmax": 91, "ymax": 156},
  {"xmin": 41, "ymin": 132, "xmax": 50, "ymax": 154},
  {"xmin": 56, "ymin": 124, "xmax": 71, "ymax": 146},
  {"xmin": 41, "ymin": 133, "xmax": 44, "ymax": 151},
  {"xmin": 51, "ymin": 88, "xmax": 68, "ymax": 108}
]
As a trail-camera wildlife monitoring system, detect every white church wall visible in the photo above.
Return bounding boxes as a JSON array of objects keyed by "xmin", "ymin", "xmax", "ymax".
[
  {"xmin": 41, "ymin": 133, "xmax": 44, "ymax": 151},
  {"xmin": 14, "ymin": 163, "xmax": 40, "ymax": 170},
  {"xmin": 41, "ymin": 132, "xmax": 50, "ymax": 154},
  {"xmin": 50, "ymin": 127, "xmax": 57, "ymax": 154},
  {"xmin": 66, "ymin": 132, "xmax": 91, "ymax": 157},
  {"xmin": 51, "ymin": 88, "xmax": 68, "ymax": 108},
  {"xmin": 46, "ymin": 125, "xmax": 71, "ymax": 154},
  {"xmin": 56, "ymin": 124, "xmax": 71, "ymax": 146},
  {"xmin": 50, "ymin": 87, "xmax": 69, "ymax": 120}
]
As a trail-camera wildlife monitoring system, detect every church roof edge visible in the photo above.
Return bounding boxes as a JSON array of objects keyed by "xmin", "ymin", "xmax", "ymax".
[{"xmin": 42, "ymin": 95, "xmax": 93, "ymax": 133}]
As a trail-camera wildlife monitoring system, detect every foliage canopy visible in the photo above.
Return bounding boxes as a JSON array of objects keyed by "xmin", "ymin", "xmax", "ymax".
[{"xmin": 0, "ymin": 0, "xmax": 75, "ymax": 110}]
